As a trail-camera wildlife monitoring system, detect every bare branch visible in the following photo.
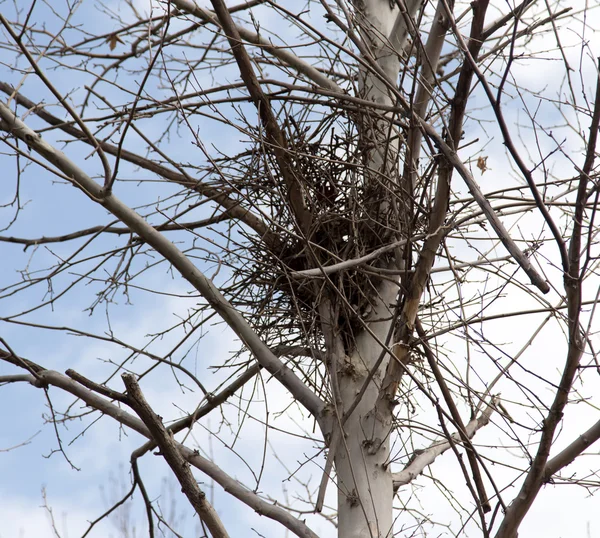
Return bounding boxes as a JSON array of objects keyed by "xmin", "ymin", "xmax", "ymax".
[
  {"xmin": 393, "ymin": 398, "xmax": 497, "ymax": 489},
  {"xmin": 0, "ymin": 14, "xmax": 113, "ymax": 187},
  {"xmin": 209, "ymin": 0, "xmax": 314, "ymax": 233},
  {"xmin": 544, "ymin": 417, "xmax": 600, "ymax": 482},
  {"xmin": 0, "ymin": 350, "xmax": 320, "ymax": 538},
  {"xmin": 0, "ymin": 82, "xmax": 275, "ymax": 246},
  {"xmin": 0, "ymin": 374, "xmax": 37, "ymax": 384},
  {"xmin": 493, "ymin": 51, "xmax": 600, "ymax": 538},
  {"xmin": 135, "ymin": 363, "xmax": 261, "ymax": 455},
  {"xmin": 416, "ymin": 318, "xmax": 491, "ymax": 513},
  {"xmin": 419, "ymin": 120, "xmax": 550, "ymax": 293},
  {"xmin": 441, "ymin": 0, "xmax": 568, "ymax": 274},
  {"xmin": 0, "ymin": 214, "xmax": 233, "ymax": 248},
  {"xmin": 122, "ymin": 373, "xmax": 230, "ymax": 538},
  {"xmin": 170, "ymin": 0, "xmax": 342, "ymax": 92},
  {"xmin": 0, "ymin": 102, "xmax": 325, "ymax": 421}
]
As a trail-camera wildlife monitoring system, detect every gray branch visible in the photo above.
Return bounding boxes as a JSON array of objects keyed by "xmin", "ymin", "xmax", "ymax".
[
  {"xmin": 2, "ymin": 360, "xmax": 320, "ymax": 538},
  {"xmin": 122, "ymin": 373, "xmax": 230, "ymax": 538},
  {"xmin": 393, "ymin": 399, "xmax": 496, "ymax": 489},
  {"xmin": 0, "ymin": 102, "xmax": 325, "ymax": 423}
]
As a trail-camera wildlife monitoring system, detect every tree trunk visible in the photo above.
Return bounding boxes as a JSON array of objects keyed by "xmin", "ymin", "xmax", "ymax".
[
  {"xmin": 331, "ymin": 2, "xmax": 424, "ymax": 536},
  {"xmin": 335, "ymin": 281, "xmax": 397, "ymax": 538}
]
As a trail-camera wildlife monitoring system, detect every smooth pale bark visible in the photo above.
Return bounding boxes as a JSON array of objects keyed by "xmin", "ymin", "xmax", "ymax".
[
  {"xmin": 335, "ymin": 279, "xmax": 398, "ymax": 538},
  {"xmin": 333, "ymin": 2, "xmax": 423, "ymax": 536}
]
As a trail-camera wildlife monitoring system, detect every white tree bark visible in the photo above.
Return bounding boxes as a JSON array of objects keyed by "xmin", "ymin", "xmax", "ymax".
[
  {"xmin": 335, "ymin": 280, "xmax": 398, "ymax": 538},
  {"xmin": 333, "ymin": 2, "xmax": 423, "ymax": 536}
]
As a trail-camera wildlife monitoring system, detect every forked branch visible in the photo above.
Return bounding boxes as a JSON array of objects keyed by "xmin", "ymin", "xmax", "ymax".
[
  {"xmin": 0, "ymin": 102, "xmax": 324, "ymax": 422},
  {"xmin": 122, "ymin": 373, "xmax": 230, "ymax": 538},
  {"xmin": 0, "ymin": 350, "xmax": 320, "ymax": 538}
]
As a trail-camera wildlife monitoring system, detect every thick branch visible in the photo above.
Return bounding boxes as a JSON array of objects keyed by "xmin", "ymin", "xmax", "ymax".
[
  {"xmin": 543, "ymin": 417, "xmax": 600, "ymax": 482},
  {"xmin": 0, "ymin": 351, "xmax": 320, "ymax": 538},
  {"xmin": 0, "ymin": 103, "xmax": 324, "ymax": 422},
  {"xmin": 442, "ymin": 0, "xmax": 568, "ymax": 274},
  {"xmin": 209, "ymin": 0, "xmax": 313, "ymax": 234},
  {"xmin": 122, "ymin": 373, "xmax": 229, "ymax": 538},
  {"xmin": 419, "ymin": 120, "xmax": 549, "ymax": 293},
  {"xmin": 393, "ymin": 398, "xmax": 496, "ymax": 488}
]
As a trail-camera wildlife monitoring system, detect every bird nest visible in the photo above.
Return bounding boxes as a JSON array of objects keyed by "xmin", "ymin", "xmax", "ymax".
[{"xmin": 229, "ymin": 119, "xmax": 405, "ymax": 354}]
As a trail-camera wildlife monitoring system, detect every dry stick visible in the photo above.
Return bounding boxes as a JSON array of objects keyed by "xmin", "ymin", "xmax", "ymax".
[
  {"xmin": 493, "ymin": 58, "xmax": 600, "ymax": 538},
  {"xmin": 122, "ymin": 373, "xmax": 230, "ymax": 538},
  {"xmin": 129, "ymin": 450, "xmax": 155, "ymax": 538},
  {"xmin": 480, "ymin": 0, "xmax": 536, "ymax": 40},
  {"xmin": 290, "ymin": 224, "xmax": 507, "ymax": 279},
  {"xmin": 290, "ymin": 234, "xmax": 417, "ymax": 278},
  {"xmin": 0, "ymin": 101, "xmax": 325, "ymax": 423},
  {"xmin": 208, "ymin": 0, "xmax": 313, "ymax": 234},
  {"xmin": 66, "ymin": 369, "xmax": 128, "ymax": 402},
  {"xmin": 0, "ymin": 82, "xmax": 275, "ymax": 247},
  {"xmin": 0, "ymin": 351, "xmax": 320, "ymax": 538}
]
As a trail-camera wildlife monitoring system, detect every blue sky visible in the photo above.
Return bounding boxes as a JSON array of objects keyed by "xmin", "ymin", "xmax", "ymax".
[{"xmin": 1, "ymin": 1, "xmax": 600, "ymax": 537}]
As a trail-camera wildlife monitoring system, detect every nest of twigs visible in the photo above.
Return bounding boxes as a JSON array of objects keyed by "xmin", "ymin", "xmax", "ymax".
[{"xmin": 229, "ymin": 116, "xmax": 404, "ymax": 354}]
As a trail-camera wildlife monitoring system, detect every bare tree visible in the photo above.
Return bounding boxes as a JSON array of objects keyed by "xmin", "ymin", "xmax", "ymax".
[{"xmin": 1, "ymin": 1, "xmax": 599, "ymax": 537}]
